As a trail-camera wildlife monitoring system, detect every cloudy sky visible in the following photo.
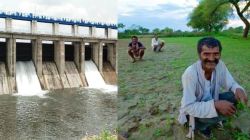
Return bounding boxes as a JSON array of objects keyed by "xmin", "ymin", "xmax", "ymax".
[
  {"xmin": 0, "ymin": 0, "xmax": 246, "ymax": 31},
  {"xmin": 118, "ymin": 0, "xmax": 245, "ymax": 31},
  {"xmin": 0, "ymin": 0, "xmax": 117, "ymax": 24}
]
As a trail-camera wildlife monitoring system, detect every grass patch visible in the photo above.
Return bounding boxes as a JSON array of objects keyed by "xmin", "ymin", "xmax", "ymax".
[{"xmin": 83, "ymin": 131, "xmax": 117, "ymax": 140}]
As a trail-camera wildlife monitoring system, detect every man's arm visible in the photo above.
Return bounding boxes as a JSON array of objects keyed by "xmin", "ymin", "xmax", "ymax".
[
  {"xmin": 128, "ymin": 42, "xmax": 134, "ymax": 51},
  {"xmin": 138, "ymin": 42, "xmax": 145, "ymax": 49},
  {"xmin": 181, "ymin": 68, "xmax": 218, "ymax": 118},
  {"xmin": 235, "ymin": 88, "xmax": 247, "ymax": 104},
  {"xmin": 128, "ymin": 42, "xmax": 132, "ymax": 48},
  {"xmin": 151, "ymin": 38, "xmax": 154, "ymax": 47},
  {"xmin": 214, "ymin": 100, "xmax": 236, "ymax": 116},
  {"xmin": 222, "ymin": 64, "xmax": 247, "ymax": 104}
]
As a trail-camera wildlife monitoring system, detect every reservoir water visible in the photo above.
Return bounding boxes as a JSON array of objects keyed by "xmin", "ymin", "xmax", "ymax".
[{"xmin": 0, "ymin": 88, "xmax": 116, "ymax": 139}]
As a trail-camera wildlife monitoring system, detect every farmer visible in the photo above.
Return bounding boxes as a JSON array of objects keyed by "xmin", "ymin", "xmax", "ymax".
[
  {"xmin": 128, "ymin": 36, "xmax": 146, "ymax": 63},
  {"xmin": 151, "ymin": 34, "xmax": 164, "ymax": 52},
  {"xmin": 178, "ymin": 37, "xmax": 247, "ymax": 139}
]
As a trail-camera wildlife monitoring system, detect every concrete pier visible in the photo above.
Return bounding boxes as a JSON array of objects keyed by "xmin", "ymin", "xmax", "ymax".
[
  {"xmin": 73, "ymin": 41, "xmax": 85, "ymax": 73},
  {"xmin": 31, "ymin": 20, "xmax": 37, "ymax": 34},
  {"xmin": 5, "ymin": 18, "xmax": 12, "ymax": 32},
  {"xmin": 0, "ymin": 16, "xmax": 117, "ymax": 93},
  {"xmin": 32, "ymin": 39, "xmax": 42, "ymax": 76},
  {"xmin": 6, "ymin": 37, "xmax": 16, "ymax": 77},
  {"xmin": 54, "ymin": 40, "xmax": 65, "ymax": 74}
]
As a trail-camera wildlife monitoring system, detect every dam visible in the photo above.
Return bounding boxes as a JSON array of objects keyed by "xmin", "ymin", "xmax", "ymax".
[{"xmin": 0, "ymin": 12, "xmax": 117, "ymax": 94}]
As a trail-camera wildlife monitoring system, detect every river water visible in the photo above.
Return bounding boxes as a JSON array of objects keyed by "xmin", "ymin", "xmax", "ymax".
[{"xmin": 0, "ymin": 88, "xmax": 117, "ymax": 140}]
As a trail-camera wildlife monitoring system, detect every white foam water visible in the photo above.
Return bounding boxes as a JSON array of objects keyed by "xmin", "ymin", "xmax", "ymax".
[
  {"xmin": 85, "ymin": 60, "xmax": 106, "ymax": 88},
  {"xmin": 85, "ymin": 85, "xmax": 117, "ymax": 93},
  {"xmin": 85, "ymin": 60, "xmax": 117, "ymax": 92},
  {"xmin": 100, "ymin": 85, "xmax": 117, "ymax": 93},
  {"xmin": 15, "ymin": 61, "xmax": 46, "ymax": 96}
]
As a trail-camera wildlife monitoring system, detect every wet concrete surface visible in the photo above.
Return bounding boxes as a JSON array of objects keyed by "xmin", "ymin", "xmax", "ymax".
[{"xmin": 0, "ymin": 88, "xmax": 116, "ymax": 140}]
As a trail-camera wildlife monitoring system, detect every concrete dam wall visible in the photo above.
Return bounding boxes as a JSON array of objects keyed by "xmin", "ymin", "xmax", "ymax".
[{"xmin": 0, "ymin": 15, "xmax": 117, "ymax": 94}]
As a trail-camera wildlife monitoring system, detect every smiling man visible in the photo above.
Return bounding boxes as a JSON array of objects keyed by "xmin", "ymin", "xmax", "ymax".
[
  {"xmin": 128, "ymin": 36, "xmax": 146, "ymax": 63},
  {"xmin": 178, "ymin": 37, "xmax": 247, "ymax": 139}
]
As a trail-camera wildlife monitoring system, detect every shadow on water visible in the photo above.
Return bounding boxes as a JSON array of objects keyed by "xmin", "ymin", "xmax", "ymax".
[{"xmin": 0, "ymin": 88, "xmax": 117, "ymax": 140}]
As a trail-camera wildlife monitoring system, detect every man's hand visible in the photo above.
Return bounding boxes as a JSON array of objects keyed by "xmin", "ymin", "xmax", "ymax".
[
  {"xmin": 235, "ymin": 88, "xmax": 248, "ymax": 104},
  {"xmin": 214, "ymin": 100, "xmax": 236, "ymax": 116}
]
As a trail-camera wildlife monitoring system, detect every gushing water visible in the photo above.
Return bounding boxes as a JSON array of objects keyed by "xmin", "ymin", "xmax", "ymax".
[
  {"xmin": 85, "ymin": 61, "xmax": 106, "ymax": 88},
  {"xmin": 85, "ymin": 61, "xmax": 117, "ymax": 92},
  {"xmin": 16, "ymin": 61, "xmax": 44, "ymax": 96}
]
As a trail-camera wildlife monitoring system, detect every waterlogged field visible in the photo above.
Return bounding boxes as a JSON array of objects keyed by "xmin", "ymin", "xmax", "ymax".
[{"xmin": 118, "ymin": 36, "xmax": 250, "ymax": 140}]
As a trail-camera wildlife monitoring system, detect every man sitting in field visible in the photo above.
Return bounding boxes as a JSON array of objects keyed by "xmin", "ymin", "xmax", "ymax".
[
  {"xmin": 151, "ymin": 34, "xmax": 164, "ymax": 52},
  {"xmin": 178, "ymin": 37, "xmax": 247, "ymax": 139},
  {"xmin": 128, "ymin": 36, "xmax": 146, "ymax": 63}
]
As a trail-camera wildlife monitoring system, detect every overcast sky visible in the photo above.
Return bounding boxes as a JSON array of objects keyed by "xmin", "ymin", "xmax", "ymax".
[
  {"xmin": 0, "ymin": 0, "xmax": 246, "ymax": 31},
  {"xmin": 118, "ymin": 0, "xmax": 245, "ymax": 31},
  {"xmin": 0, "ymin": 0, "xmax": 117, "ymax": 24}
]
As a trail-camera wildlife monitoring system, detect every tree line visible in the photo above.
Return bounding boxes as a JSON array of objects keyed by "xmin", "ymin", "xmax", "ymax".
[
  {"xmin": 188, "ymin": 0, "xmax": 249, "ymax": 38},
  {"xmin": 119, "ymin": 0, "xmax": 249, "ymax": 38},
  {"xmin": 118, "ymin": 23, "xmax": 245, "ymax": 38},
  {"xmin": 118, "ymin": 24, "xmax": 174, "ymax": 35}
]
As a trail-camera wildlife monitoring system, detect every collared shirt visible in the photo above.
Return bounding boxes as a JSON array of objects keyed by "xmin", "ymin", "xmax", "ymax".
[
  {"xmin": 151, "ymin": 38, "xmax": 160, "ymax": 47},
  {"xmin": 178, "ymin": 60, "xmax": 244, "ymax": 124}
]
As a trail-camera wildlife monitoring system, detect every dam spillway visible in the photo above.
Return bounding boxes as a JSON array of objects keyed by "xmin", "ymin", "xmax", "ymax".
[
  {"xmin": 16, "ymin": 61, "xmax": 42, "ymax": 94},
  {"xmin": 85, "ymin": 60, "xmax": 106, "ymax": 88},
  {"xmin": 0, "ymin": 12, "xmax": 117, "ymax": 94}
]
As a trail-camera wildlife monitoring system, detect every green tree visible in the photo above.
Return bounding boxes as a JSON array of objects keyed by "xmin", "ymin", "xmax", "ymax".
[
  {"xmin": 122, "ymin": 24, "xmax": 149, "ymax": 35},
  {"xmin": 188, "ymin": 0, "xmax": 250, "ymax": 38},
  {"xmin": 234, "ymin": 26, "xmax": 244, "ymax": 33},
  {"xmin": 122, "ymin": 24, "xmax": 140, "ymax": 35},
  {"xmin": 118, "ymin": 23, "xmax": 125, "ymax": 29},
  {"xmin": 124, "ymin": 29, "xmax": 140, "ymax": 35},
  {"xmin": 138, "ymin": 26, "xmax": 150, "ymax": 34},
  {"xmin": 152, "ymin": 28, "xmax": 161, "ymax": 34},
  {"xmin": 160, "ymin": 27, "xmax": 174, "ymax": 34},
  {"xmin": 187, "ymin": 0, "xmax": 232, "ymax": 32},
  {"xmin": 220, "ymin": 0, "xmax": 250, "ymax": 38},
  {"xmin": 225, "ymin": 26, "xmax": 244, "ymax": 33}
]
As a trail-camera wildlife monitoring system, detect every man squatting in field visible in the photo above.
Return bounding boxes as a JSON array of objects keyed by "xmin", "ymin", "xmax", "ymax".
[
  {"xmin": 128, "ymin": 36, "xmax": 146, "ymax": 63},
  {"xmin": 151, "ymin": 34, "xmax": 164, "ymax": 52},
  {"xmin": 178, "ymin": 37, "xmax": 247, "ymax": 139}
]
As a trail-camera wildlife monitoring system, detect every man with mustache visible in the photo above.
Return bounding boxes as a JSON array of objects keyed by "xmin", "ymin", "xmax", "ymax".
[
  {"xmin": 128, "ymin": 36, "xmax": 146, "ymax": 63},
  {"xmin": 178, "ymin": 37, "xmax": 247, "ymax": 139}
]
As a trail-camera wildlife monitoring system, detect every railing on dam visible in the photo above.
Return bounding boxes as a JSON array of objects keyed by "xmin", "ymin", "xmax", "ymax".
[
  {"xmin": 0, "ymin": 11, "xmax": 117, "ymax": 29},
  {"xmin": 0, "ymin": 11, "xmax": 118, "ymax": 39}
]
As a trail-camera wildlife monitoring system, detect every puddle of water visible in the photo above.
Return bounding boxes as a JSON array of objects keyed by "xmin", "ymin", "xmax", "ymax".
[{"xmin": 0, "ymin": 88, "xmax": 117, "ymax": 139}]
